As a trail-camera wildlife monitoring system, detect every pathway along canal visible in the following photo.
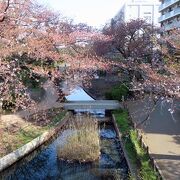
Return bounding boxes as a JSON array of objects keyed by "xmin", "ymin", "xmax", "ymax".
[{"xmin": 0, "ymin": 86, "xmax": 129, "ymax": 180}]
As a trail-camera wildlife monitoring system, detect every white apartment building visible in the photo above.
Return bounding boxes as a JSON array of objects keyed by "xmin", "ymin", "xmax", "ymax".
[
  {"xmin": 114, "ymin": 0, "xmax": 161, "ymax": 26},
  {"xmin": 159, "ymin": 0, "xmax": 180, "ymax": 31}
]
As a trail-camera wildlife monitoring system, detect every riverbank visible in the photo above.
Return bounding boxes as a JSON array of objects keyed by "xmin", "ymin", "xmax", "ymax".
[
  {"xmin": 0, "ymin": 108, "xmax": 66, "ymax": 158},
  {"xmin": 0, "ymin": 79, "xmax": 66, "ymax": 158},
  {"xmin": 113, "ymin": 110, "xmax": 159, "ymax": 180},
  {"xmin": 83, "ymin": 75, "xmax": 123, "ymax": 100},
  {"xmin": 126, "ymin": 98, "xmax": 180, "ymax": 180},
  {"xmin": 0, "ymin": 109, "xmax": 68, "ymax": 172},
  {"xmin": 85, "ymin": 75, "xmax": 180, "ymax": 180}
]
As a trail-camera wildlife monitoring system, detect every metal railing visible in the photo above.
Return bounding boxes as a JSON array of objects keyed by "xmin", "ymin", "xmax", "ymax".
[
  {"xmin": 159, "ymin": 7, "xmax": 180, "ymax": 22},
  {"xmin": 159, "ymin": 0, "xmax": 179, "ymax": 11},
  {"xmin": 162, "ymin": 20, "xmax": 180, "ymax": 30}
]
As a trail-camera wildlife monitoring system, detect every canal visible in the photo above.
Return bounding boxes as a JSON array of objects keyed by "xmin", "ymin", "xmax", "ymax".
[{"xmin": 0, "ymin": 86, "xmax": 129, "ymax": 180}]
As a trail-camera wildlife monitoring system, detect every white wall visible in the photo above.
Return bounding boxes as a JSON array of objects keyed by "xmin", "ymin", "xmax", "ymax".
[{"xmin": 116, "ymin": 0, "xmax": 160, "ymax": 26}]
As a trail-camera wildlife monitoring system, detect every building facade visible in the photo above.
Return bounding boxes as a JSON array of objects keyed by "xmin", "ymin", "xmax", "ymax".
[
  {"xmin": 114, "ymin": 0, "xmax": 161, "ymax": 26},
  {"xmin": 159, "ymin": 0, "xmax": 180, "ymax": 31}
]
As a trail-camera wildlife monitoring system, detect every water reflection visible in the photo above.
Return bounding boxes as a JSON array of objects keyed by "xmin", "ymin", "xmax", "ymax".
[
  {"xmin": 66, "ymin": 87, "xmax": 94, "ymax": 101},
  {"xmin": 65, "ymin": 86, "xmax": 105, "ymax": 117}
]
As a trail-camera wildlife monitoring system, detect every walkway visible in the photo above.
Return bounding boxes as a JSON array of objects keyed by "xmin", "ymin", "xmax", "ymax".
[
  {"xmin": 126, "ymin": 97, "xmax": 180, "ymax": 180},
  {"xmin": 64, "ymin": 100, "xmax": 122, "ymax": 110}
]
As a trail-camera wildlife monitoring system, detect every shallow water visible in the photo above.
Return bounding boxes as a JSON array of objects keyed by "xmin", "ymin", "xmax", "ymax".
[{"xmin": 0, "ymin": 122, "xmax": 129, "ymax": 180}]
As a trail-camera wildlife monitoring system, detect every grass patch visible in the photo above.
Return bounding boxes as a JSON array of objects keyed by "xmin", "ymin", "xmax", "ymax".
[
  {"xmin": 57, "ymin": 115, "xmax": 100, "ymax": 162},
  {"xmin": 125, "ymin": 138, "xmax": 138, "ymax": 165},
  {"xmin": 130, "ymin": 131, "xmax": 157, "ymax": 180},
  {"xmin": 0, "ymin": 125, "xmax": 46, "ymax": 157},
  {"xmin": 48, "ymin": 111, "xmax": 67, "ymax": 128},
  {"xmin": 105, "ymin": 84, "xmax": 129, "ymax": 101},
  {"xmin": 113, "ymin": 110, "xmax": 158, "ymax": 180},
  {"xmin": 0, "ymin": 109, "xmax": 66, "ymax": 158},
  {"xmin": 114, "ymin": 110, "xmax": 129, "ymax": 134},
  {"xmin": 15, "ymin": 126, "xmax": 45, "ymax": 149}
]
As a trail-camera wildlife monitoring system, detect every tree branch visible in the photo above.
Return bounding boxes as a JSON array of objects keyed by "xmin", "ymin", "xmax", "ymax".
[{"xmin": 0, "ymin": 0, "xmax": 10, "ymax": 22}]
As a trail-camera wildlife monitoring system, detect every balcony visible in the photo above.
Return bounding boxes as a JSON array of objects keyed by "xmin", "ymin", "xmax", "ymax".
[
  {"xmin": 159, "ymin": 7, "xmax": 180, "ymax": 22},
  {"xmin": 159, "ymin": 0, "xmax": 179, "ymax": 12},
  {"xmin": 162, "ymin": 21, "xmax": 180, "ymax": 31}
]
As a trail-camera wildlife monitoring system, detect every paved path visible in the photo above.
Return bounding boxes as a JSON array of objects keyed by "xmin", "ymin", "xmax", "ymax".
[
  {"xmin": 64, "ymin": 100, "xmax": 122, "ymax": 110},
  {"xmin": 126, "ymin": 97, "xmax": 180, "ymax": 180}
]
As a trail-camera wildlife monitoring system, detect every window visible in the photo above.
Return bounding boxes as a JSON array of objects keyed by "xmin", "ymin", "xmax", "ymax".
[
  {"xmin": 168, "ymin": 7, "xmax": 172, "ymax": 12},
  {"xmin": 168, "ymin": 19, "xmax": 173, "ymax": 24},
  {"xmin": 177, "ymin": 16, "xmax": 180, "ymax": 21},
  {"xmin": 177, "ymin": 2, "xmax": 180, "ymax": 8}
]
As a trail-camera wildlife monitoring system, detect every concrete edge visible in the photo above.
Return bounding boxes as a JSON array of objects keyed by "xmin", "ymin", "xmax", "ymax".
[
  {"xmin": 0, "ymin": 112, "xmax": 70, "ymax": 172},
  {"xmin": 80, "ymin": 86, "xmax": 96, "ymax": 100},
  {"xmin": 127, "ymin": 111, "xmax": 165, "ymax": 180},
  {"xmin": 112, "ymin": 114, "xmax": 137, "ymax": 179},
  {"xmin": 136, "ymin": 130, "xmax": 165, "ymax": 180},
  {"xmin": 148, "ymin": 150, "xmax": 165, "ymax": 180}
]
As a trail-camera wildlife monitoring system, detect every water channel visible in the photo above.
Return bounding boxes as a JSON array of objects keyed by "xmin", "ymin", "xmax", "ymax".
[{"xmin": 0, "ymin": 86, "xmax": 129, "ymax": 180}]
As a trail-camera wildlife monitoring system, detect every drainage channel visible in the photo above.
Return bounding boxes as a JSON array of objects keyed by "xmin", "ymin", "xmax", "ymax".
[
  {"xmin": 0, "ymin": 86, "xmax": 130, "ymax": 179},
  {"xmin": 0, "ymin": 113, "xmax": 129, "ymax": 180}
]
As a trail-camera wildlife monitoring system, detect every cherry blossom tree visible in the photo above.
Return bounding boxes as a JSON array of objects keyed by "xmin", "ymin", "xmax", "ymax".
[
  {"xmin": 0, "ymin": 0, "xmax": 112, "ymax": 112},
  {"xmin": 103, "ymin": 19, "xmax": 157, "ymax": 61}
]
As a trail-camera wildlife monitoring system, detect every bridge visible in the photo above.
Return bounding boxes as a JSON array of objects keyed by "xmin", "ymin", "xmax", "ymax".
[{"xmin": 63, "ymin": 100, "xmax": 122, "ymax": 110}]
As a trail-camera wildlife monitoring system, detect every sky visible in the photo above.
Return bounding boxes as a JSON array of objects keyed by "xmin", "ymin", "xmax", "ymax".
[{"xmin": 38, "ymin": 0, "xmax": 125, "ymax": 28}]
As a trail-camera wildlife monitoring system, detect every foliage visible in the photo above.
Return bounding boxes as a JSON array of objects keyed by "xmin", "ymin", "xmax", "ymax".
[
  {"xmin": 21, "ymin": 72, "xmax": 46, "ymax": 88},
  {"xmin": 160, "ymin": 29, "xmax": 180, "ymax": 69},
  {"xmin": 114, "ymin": 110, "xmax": 158, "ymax": 180},
  {"xmin": 130, "ymin": 131, "xmax": 157, "ymax": 180},
  {"xmin": 91, "ymin": 40, "xmax": 112, "ymax": 56},
  {"xmin": 0, "ymin": 0, "xmax": 111, "ymax": 111},
  {"xmin": 57, "ymin": 115, "xmax": 100, "ymax": 162},
  {"xmin": 114, "ymin": 110, "xmax": 129, "ymax": 134},
  {"xmin": 105, "ymin": 84, "xmax": 129, "ymax": 101},
  {"xmin": 48, "ymin": 111, "xmax": 67, "ymax": 128},
  {"xmin": 103, "ymin": 19, "xmax": 157, "ymax": 61},
  {"xmin": 2, "ymin": 99, "xmax": 16, "ymax": 112}
]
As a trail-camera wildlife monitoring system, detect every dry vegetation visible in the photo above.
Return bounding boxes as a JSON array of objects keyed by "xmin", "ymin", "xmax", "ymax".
[
  {"xmin": 57, "ymin": 115, "xmax": 100, "ymax": 162},
  {"xmin": 0, "ymin": 115, "xmax": 46, "ymax": 157},
  {"xmin": 0, "ymin": 108, "xmax": 66, "ymax": 158}
]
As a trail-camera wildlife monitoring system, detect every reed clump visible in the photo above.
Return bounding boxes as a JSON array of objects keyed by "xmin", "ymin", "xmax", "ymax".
[{"xmin": 57, "ymin": 115, "xmax": 100, "ymax": 162}]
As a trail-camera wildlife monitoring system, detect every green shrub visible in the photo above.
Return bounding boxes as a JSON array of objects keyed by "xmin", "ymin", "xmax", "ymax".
[
  {"xmin": 114, "ymin": 110, "xmax": 158, "ymax": 180},
  {"xmin": 105, "ymin": 84, "xmax": 129, "ymax": 101},
  {"xmin": 105, "ymin": 91, "xmax": 112, "ymax": 99},
  {"xmin": 18, "ymin": 67, "xmax": 46, "ymax": 88}
]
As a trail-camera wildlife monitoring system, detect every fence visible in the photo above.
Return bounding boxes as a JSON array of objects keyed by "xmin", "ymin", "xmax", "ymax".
[{"xmin": 131, "ymin": 119, "xmax": 164, "ymax": 180}]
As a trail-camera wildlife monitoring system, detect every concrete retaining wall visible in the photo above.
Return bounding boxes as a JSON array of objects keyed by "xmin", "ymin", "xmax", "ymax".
[
  {"xmin": 112, "ymin": 113, "xmax": 164, "ymax": 180},
  {"xmin": 112, "ymin": 114, "xmax": 137, "ymax": 179}
]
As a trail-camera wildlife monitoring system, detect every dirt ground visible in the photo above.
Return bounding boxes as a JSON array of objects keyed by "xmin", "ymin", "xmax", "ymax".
[
  {"xmin": 0, "ymin": 114, "xmax": 46, "ymax": 157},
  {"xmin": 0, "ymin": 107, "xmax": 64, "ymax": 158}
]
